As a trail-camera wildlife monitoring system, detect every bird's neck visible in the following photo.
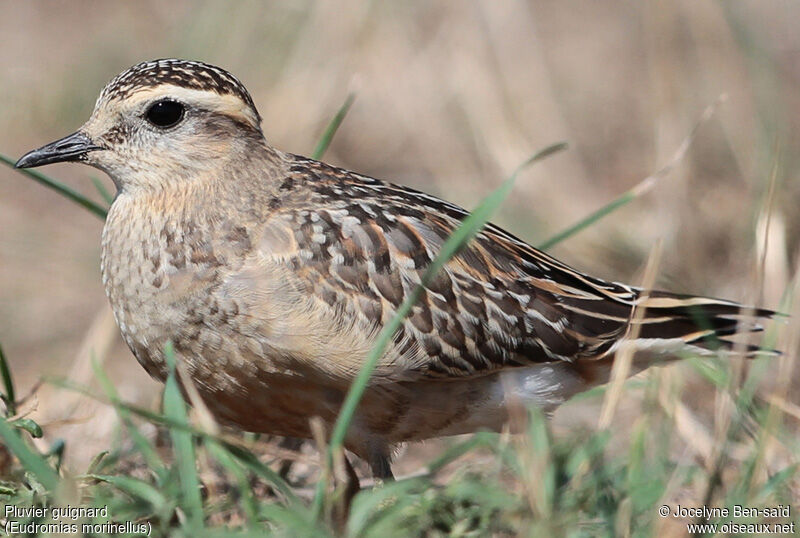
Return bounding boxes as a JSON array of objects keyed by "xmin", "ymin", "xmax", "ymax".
[{"xmin": 107, "ymin": 137, "xmax": 285, "ymax": 199}]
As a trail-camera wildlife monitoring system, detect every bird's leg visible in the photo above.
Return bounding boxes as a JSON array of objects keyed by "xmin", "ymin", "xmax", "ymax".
[
  {"xmin": 343, "ymin": 454, "xmax": 361, "ymax": 496},
  {"xmin": 369, "ymin": 453, "xmax": 394, "ymax": 482},
  {"xmin": 277, "ymin": 436, "xmax": 305, "ymax": 480},
  {"xmin": 332, "ymin": 453, "xmax": 361, "ymax": 526}
]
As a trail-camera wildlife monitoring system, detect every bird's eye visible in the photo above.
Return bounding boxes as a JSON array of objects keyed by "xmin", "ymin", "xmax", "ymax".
[{"xmin": 145, "ymin": 100, "xmax": 185, "ymax": 128}]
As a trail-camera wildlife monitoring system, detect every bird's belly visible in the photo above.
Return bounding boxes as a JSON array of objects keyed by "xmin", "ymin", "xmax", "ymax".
[
  {"xmin": 102, "ymin": 273, "xmax": 348, "ymax": 438},
  {"xmin": 366, "ymin": 362, "xmax": 592, "ymax": 443},
  {"xmin": 186, "ymin": 365, "xmax": 348, "ymax": 438}
]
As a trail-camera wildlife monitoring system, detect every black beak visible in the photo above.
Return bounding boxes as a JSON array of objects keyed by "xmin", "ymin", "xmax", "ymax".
[{"xmin": 15, "ymin": 131, "xmax": 103, "ymax": 169}]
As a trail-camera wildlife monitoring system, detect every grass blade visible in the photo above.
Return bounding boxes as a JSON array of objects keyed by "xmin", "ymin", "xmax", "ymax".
[
  {"xmin": 91, "ymin": 358, "xmax": 166, "ymax": 476},
  {"xmin": 537, "ymin": 191, "xmax": 637, "ymax": 251},
  {"xmin": 426, "ymin": 432, "xmax": 497, "ymax": 475},
  {"xmin": 90, "ymin": 176, "xmax": 115, "ymax": 205},
  {"xmin": 311, "ymin": 141, "xmax": 567, "ymax": 519},
  {"xmin": 0, "ymin": 417, "xmax": 60, "ymax": 491},
  {"xmin": 525, "ymin": 408, "xmax": 555, "ymax": 518},
  {"xmin": 163, "ymin": 341, "xmax": 204, "ymax": 529},
  {"xmin": 259, "ymin": 504, "xmax": 331, "ymax": 537},
  {"xmin": 204, "ymin": 440, "xmax": 259, "ymax": 526},
  {"xmin": 86, "ymin": 473, "xmax": 168, "ymax": 508},
  {"xmin": 0, "ymin": 343, "xmax": 16, "ymax": 415},
  {"xmin": 11, "ymin": 418, "xmax": 43, "ymax": 438},
  {"xmin": 347, "ymin": 478, "xmax": 423, "ymax": 537},
  {"xmin": 86, "ymin": 450, "xmax": 109, "ymax": 475},
  {"xmin": 538, "ymin": 98, "xmax": 722, "ymax": 251},
  {"xmin": 311, "ymin": 93, "xmax": 355, "ymax": 160},
  {"xmin": 220, "ymin": 441, "xmax": 299, "ymax": 505},
  {"xmin": 0, "ymin": 152, "xmax": 108, "ymax": 219}
]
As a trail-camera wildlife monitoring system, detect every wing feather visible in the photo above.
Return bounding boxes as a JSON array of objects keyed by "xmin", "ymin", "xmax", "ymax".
[{"xmin": 229, "ymin": 155, "xmax": 776, "ymax": 382}]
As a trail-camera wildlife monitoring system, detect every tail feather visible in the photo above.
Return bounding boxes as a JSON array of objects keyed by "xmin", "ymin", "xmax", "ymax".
[
  {"xmin": 634, "ymin": 314, "xmax": 742, "ymax": 340},
  {"xmin": 572, "ymin": 288, "xmax": 784, "ymax": 361},
  {"xmin": 631, "ymin": 290, "xmax": 781, "ymax": 357},
  {"xmin": 643, "ymin": 290, "xmax": 778, "ymax": 319}
]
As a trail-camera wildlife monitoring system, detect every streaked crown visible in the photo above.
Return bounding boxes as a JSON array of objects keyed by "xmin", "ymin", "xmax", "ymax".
[{"xmin": 96, "ymin": 58, "xmax": 262, "ymax": 128}]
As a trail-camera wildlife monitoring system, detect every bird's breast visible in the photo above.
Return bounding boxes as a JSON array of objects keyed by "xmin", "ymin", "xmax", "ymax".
[{"xmin": 100, "ymin": 192, "xmax": 242, "ymax": 378}]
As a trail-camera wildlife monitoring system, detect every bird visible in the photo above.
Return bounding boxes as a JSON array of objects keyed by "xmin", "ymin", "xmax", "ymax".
[{"xmin": 16, "ymin": 59, "xmax": 776, "ymax": 484}]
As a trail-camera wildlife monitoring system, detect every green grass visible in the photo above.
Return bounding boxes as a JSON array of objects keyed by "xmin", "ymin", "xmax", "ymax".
[
  {"xmin": 2, "ymin": 356, "xmax": 795, "ymax": 536},
  {"xmin": 0, "ymin": 153, "xmax": 108, "ymax": 219},
  {"xmin": 1, "ymin": 95, "xmax": 796, "ymax": 537}
]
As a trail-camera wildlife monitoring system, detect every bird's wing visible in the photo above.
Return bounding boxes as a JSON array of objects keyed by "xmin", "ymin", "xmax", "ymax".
[{"xmin": 224, "ymin": 156, "xmax": 774, "ymax": 382}]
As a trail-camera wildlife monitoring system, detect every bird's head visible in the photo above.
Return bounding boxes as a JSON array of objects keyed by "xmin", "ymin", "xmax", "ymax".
[{"xmin": 16, "ymin": 59, "xmax": 265, "ymax": 191}]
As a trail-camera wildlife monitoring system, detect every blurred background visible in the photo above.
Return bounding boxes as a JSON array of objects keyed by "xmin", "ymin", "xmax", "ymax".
[{"xmin": 0, "ymin": 0, "xmax": 798, "ymax": 476}]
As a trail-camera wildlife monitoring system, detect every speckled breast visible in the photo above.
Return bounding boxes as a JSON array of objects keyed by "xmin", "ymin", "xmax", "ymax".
[{"xmin": 100, "ymin": 192, "xmax": 256, "ymax": 383}]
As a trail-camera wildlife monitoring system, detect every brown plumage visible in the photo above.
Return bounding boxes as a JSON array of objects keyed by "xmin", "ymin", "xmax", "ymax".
[{"xmin": 16, "ymin": 59, "xmax": 777, "ymax": 481}]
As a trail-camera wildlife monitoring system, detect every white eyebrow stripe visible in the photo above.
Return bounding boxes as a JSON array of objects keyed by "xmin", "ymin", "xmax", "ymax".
[{"xmin": 108, "ymin": 85, "xmax": 261, "ymax": 129}]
